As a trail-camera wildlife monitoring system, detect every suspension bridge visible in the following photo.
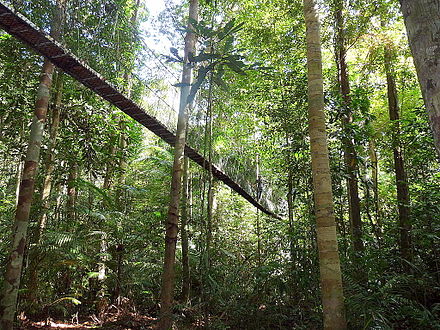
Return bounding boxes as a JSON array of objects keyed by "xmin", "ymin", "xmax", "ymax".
[{"xmin": 0, "ymin": 1, "xmax": 281, "ymax": 218}]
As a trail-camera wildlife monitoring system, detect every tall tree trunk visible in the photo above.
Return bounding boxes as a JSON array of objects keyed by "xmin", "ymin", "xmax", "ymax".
[
  {"xmin": 399, "ymin": 0, "xmax": 440, "ymax": 158},
  {"xmin": 334, "ymin": 0, "xmax": 364, "ymax": 256},
  {"xmin": 384, "ymin": 45, "xmax": 412, "ymax": 260},
  {"xmin": 97, "ymin": 233, "xmax": 108, "ymax": 317},
  {"xmin": 114, "ymin": 243, "xmax": 124, "ymax": 303},
  {"xmin": 205, "ymin": 102, "xmax": 214, "ymax": 272},
  {"xmin": 369, "ymin": 139, "xmax": 382, "ymax": 242},
  {"xmin": 0, "ymin": 1, "xmax": 66, "ymax": 327},
  {"xmin": 180, "ymin": 156, "xmax": 190, "ymax": 303},
  {"xmin": 97, "ymin": 142, "xmax": 116, "ymax": 314},
  {"xmin": 27, "ymin": 71, "xmax": 64, "ymax": 304},
  {"xmin": 2, "ymin": 47, "xmax": 51, "ymax": 328},
  {"xmin": 158, "ymin": 0, "xmax": 198, "ymax": 328},
  {"xmin": 206, "ymin": 180, "xmax": 216, "ymax": 267},
  {"xmin": 287, "ymin": 165, "xmax": 296, "ymax": 265},
  {"xmin": 98, "ymin": 163, "xmax": 109, "ymax": 314},
  {"xmin": 256, "ymin": 155, "xmax": 262, "ymax": 266},
  {"xmin": 303, "ymin": 0, "xmax": 347, "ymax": 328},
  {"xmin": 66, "ymin": 162, "xmax": 78, "ymax": 221},
  {"xmin": 203, "ymin": 63, "xmax": 215, "ymax": 276},
  {"xmin": 111, "ymin": 0, "xmax": 140, "ymax": 302},
  {"xmin": 37, "ymin": 71, "xmax": 64, "ymax": 242}
]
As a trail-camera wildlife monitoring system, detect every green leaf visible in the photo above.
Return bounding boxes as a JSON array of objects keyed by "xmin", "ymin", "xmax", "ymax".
[
  {"xmin": 48, "ymin": 297, "xmax": 82, "ymax": 306},
  {"xmin": 87, "ymin": 271, "xmax": 100, "ymax": 278},
  {"xmin": 189, "ymin": 51, "xmax": 221, "ymax": 63},
  {"xmin": 226, "ymin": 59, "xmax": 247, "ymax": 75}
]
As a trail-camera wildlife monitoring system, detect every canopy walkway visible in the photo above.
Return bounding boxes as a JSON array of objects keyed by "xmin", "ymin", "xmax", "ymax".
[{"xmin": 0, "ymin": 1, "xmax": 280, "ymax": 218}]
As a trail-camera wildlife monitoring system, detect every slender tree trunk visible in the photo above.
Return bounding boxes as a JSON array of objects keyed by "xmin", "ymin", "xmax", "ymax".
[
  {"xmin": 384, "ymin": 45, "xmax": 412, "ymax": 260},
  {"xmin": 198, "ymin": 172, "xmax": 206, "ymax": 273},
  {"xmin": 112, "ymin": 120, "xmax": 127, "ymax": 302},
  {"xmin": 180, "ymin": 156, "xmax": 190, "ymax": 303},
  {"xmin": 256, "ymin": 155, "xmax": 262, "ymax": 266},
  {"xmin": 205, "ymin": 117, "xmax": 214, "ymax": 271},
  {"xmin": 27, "ymin": 74, "xmax": 64, "ymax": 304},
  {"xmin": 158, "ymin": 1, "xmax": 198, "ymax": 328},
  {"xmin": 334, "ymin": 0, "xmax": 364, "ymax": 256},
  {"xmin": 98, "ymin": 160, "xmax": 110, "ymax": 310},
  {"xmin": 369, "ymin": 140, "xmax": 379, "ymax": 220},
  {"xmin": 399, "ymin": 0, "xmax": 440, "ymax": 158},
  {"xmin": 36, "ymin": 71, "xmax": 64, "ymax": 242},
  {"xmin": 2, "ymin": 51, "xmax": 50, "ymax": 329},
  {"xmin": 54, "ymin": 176, "xmax": 63, "ymax": 223},
  {"xmin": 303, "ymin": 1, "xmax": 347, "ymax": 328},
  {"xmin": 205, "ymin": 179, "xmax": 214, "ymax": 269},
  {"xmin": 97, "ymin": 141, "xmax": 117, "ymax": 314},
  {"xmin": 203, "ymin": 64, "xmax": 215, "ymax": 276},
  {"xmin": 369, "ymin": 139, "xmax": 382, "ymax": 241},
  {"xmin": 97, "ymin": 233, "xmax": 108, "ymax": 317},
  {"xmin": 0, "ymin": 1, "xmax": 66, "ymax": 326},
  {"xmin": 67, "ymin": 162, "xmax": 78, "ymax": 221},
  {"xmin": 110, "ymin": 1, "xmax": 141, "ymax": 302},
  {"xmin": 287, "ymin": 166, "xmax": 296, "ymax": 265},
  {"xmin": 114, "ymin": 243, "xmax": 124, "ymax": 302}
]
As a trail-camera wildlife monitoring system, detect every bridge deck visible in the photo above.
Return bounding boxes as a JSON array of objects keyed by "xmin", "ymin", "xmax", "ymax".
[{"xmin": 0, "ymin": 2, "xmax": 280, "ymax": 219}]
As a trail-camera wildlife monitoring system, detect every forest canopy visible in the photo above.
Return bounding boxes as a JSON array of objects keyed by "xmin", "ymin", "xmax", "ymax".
[{"xmin": 0, "ymin": 0, "xmax": 439, "ymax": 329}]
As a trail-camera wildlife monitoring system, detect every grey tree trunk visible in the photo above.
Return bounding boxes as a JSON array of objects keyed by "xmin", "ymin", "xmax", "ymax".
[
  {"xmin": 303, "ymin": 0, "xmax": 347, "ymax": 328},
  {"xmin": 158, "ymin": 0, "xmax": 198, "ymax": 328},
  {"xmin": 399, "ymin": 0, "xmax": 440, "ymax": 158}
]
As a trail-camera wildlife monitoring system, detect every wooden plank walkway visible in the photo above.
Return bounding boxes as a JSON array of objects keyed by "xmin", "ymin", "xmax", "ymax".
[{"xmin": 0, "ymin": 2, "xmax": 280, "ymax": 219}]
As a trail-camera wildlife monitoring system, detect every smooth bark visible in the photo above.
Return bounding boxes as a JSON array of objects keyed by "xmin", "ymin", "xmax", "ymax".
[
  {"xmin": 303, "ymin": 0, "xmax": 347, "ymax": 328},
  {"xmin": 0, "ymin": 47, "xmax": 55, "ymax": 330},
  {"xmin": 0, "ymin": 1, "xmax": 66, "ymax": 324},
  {"xmin": 158, "ymin": 0, "xmax": 198, "ymax": 328},
  {"xmin": 27, "ymin": 71, "xmax": 64, "ymax": 304}
]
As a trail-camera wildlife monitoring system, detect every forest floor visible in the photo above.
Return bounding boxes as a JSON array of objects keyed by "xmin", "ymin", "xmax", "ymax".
[
  {"xmin": 16, "ymin": 296, "xmax": 160, "ymax": 329},
  {"xmin": 17, "ymin": 309, "xmax": 157, "ymax": 329},
  {"xmin": 18, "ymin": 317, "xmax": 156, "ymax": 329},
  {"xmin": 18, "ymin": 316, "xmax": 156, "ymax": 329}
]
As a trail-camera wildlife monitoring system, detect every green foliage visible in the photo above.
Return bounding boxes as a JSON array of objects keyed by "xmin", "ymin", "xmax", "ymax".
[{"xmin": 0, "ymin": 0, "xmax": 439, "ymax": 328}]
